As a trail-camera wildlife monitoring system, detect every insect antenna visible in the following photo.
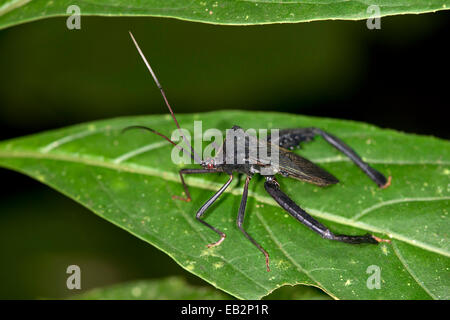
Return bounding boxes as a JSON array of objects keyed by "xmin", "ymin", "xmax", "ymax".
[
  {"xmin": 128, "ymin": 31, "xmax": 202, "ymax": 164},
  {"xmin": 121, "ymin": 125, "xmax": 196, "ymax": 161}
]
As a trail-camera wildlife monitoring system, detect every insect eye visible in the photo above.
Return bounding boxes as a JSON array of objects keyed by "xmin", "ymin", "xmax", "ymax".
[{"xmin": 207, "ymin": 163, "xmax": 214, "ymax": 169}]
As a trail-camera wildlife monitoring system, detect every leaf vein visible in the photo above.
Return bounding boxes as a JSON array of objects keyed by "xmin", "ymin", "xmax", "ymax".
[
  {"xmin": 351, "ymin": 197, "xmax": 450, "ymax": 221},
  {"xmin": 254, "ymin": 211, "xmax": 337, "ymax": 299},
  {"xmin": 0, "ymin": 150, "xmax": 448, "ymax": 257},
  {"xmin": 166, "ymin": 180, "xmax": 272, "ymax": 295},
  {"xmin": 113, "ymin": 141, "xmax": 169, "ymax": 163},
  {"xmin": 391, "ymin": 242, "xmax": 437, "ymax": 299}
]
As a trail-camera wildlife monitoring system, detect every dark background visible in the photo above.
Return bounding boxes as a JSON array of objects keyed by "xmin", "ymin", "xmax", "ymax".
[{"xmin": 0, "ymin": 13, "xmax": 448, "ymax": 299}]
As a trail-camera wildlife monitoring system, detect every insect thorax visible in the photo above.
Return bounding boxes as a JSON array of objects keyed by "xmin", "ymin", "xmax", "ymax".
[{"xmin": 210, "ymin": 126, "xmax": 279, "ymax": 176}]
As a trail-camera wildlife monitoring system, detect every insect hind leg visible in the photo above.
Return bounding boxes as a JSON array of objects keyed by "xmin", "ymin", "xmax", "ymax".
[
  {"xmin": 310, "ymin": 128, "xmax": 391, "ymax": 188},
  {"xmin": 264, "ymin": 177, "xmax": 390, "ymax": 244},
  {"xmin": 269, "ymin": 128, "xmax": 316, "ymax": 150},
  {"xmin": 270, "ymin": 127, "xmax": 391, "ymax": 188}
]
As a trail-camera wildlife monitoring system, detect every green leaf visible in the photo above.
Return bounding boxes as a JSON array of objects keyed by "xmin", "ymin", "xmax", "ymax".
[
  {"xmin": 0, "ymin": 111, "xmax": 448, "ymax": 300},
  {"xmin": 72, "ymin": 277, "xmax": 232, "ymax": 300},
  {"xmin": 264, "ymin": 284, "xmax": 332, "ymax": 300},
  {"xmin": 72, "ymin": 276, "xmax": 330, "ymax": 300},
  {"xmin": 0, "ymin": 0, "xmax": 449, "ymax": 30}
]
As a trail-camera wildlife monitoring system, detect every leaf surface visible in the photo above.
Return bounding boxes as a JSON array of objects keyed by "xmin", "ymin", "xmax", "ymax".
[
  {"xmin": 0, "ymin": 111, "xmax": 448, "ymax": 299},
  {"xmin": 73, "ymin": 276, "xmax": 232, "ymax": 300},
  {"xmin": 0, "ymin": 0, "xmax": 449, "ymax": 30}
]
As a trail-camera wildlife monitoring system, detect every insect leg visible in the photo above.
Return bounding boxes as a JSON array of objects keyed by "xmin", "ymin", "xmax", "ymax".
[
  {"xmin": 271, "ymin": 128, "xmax": 390, "ymax": 188},
  {"xmin": 311, "ymin": 128, "xmax": 391, "ymax": 188},
  {"xmin": 236, "ymin": 176, "xmax": 270, "ymax": 272},
  {"xmin": 196, "ymin": 175, "xmax": 233, "ymax": 248},
  {"xmin": 173, "ymin": 168, "xmax": 218, "ymax": 202},
  {"xmin": 264, "ymin": 177, "xmax": 390, "ymax": 244}
]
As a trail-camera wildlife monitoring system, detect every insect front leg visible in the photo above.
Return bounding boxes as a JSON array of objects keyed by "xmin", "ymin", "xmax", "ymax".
[
  {"xmin": 196, "ymin": 175, "xmax": 233, "ymax": 248},
  {"xmin": 264, "ymin": 177, "xmax": 390, "ymax": 244},
  {"xmin": 173, "ymin": 168, "xmax": 218, "ymax": 202},
  {"xmin": 236, "ymin": 176, "xmax": 270, "ymax": 272}
]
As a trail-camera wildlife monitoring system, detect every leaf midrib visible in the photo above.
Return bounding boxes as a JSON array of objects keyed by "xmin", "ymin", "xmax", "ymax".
[
  {"xmin": 0, "ymin": 0, "xmax": 31, "ymax": 16},
  {"xmin": 0, "ymin": 149, "xmax": 448, "ymax": 258}
]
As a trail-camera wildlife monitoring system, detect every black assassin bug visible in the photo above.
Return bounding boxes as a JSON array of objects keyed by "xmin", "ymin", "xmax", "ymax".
[{"xmin": 124, "ymin": 32, "xmax": 391, "ymax": 272}]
